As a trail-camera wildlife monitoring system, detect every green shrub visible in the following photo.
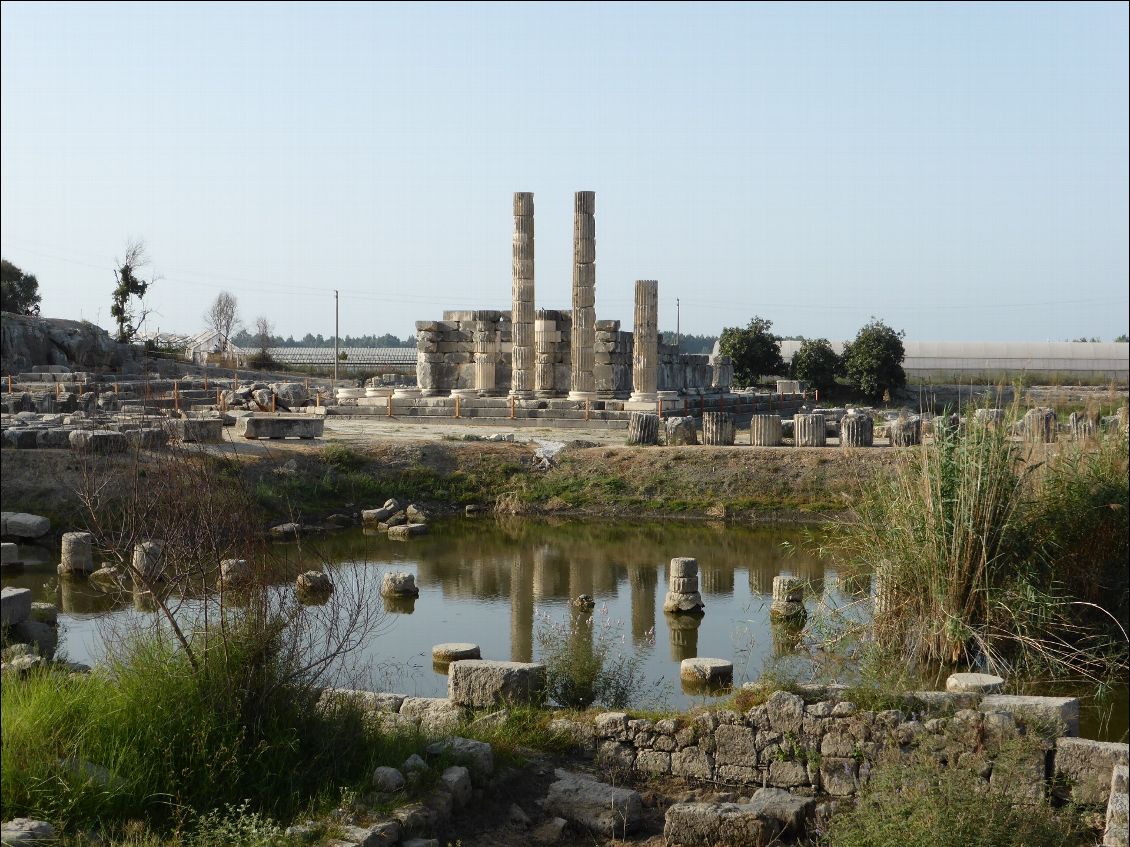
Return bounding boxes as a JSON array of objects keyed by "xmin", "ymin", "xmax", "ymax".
[
  {"xmin": 321, "ymin": 443, "xmax": 365, "ymax": 472},
  {"xmin": 534, "ymin": 606, "xmax": 665, "ymax": 709},
  {"xmin": 822, "ymin": 742, "xmax": 1090, "ymax": 847}
]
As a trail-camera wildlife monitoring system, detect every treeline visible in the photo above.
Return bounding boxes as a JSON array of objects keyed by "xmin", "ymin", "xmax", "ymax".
[
  {"xmin": 230, "ymin": 330, "xmax": 415, "ymax": 348},
  {"xmin": 660, "ymin": 332, "xmax": 718, "ymax": 354}
]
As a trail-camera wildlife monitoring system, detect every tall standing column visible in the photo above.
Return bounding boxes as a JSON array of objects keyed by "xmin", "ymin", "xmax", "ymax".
[
  {"xmin": 511, "ymin": 192, "xmax": 536, "ymax": 398},
  {"xmin": 630, "ymin": 279, "xmax": 659, "ymax": 402},
  {"xmin": 568, "ymin": 191, "xmax": 597, "ymax": 401}
]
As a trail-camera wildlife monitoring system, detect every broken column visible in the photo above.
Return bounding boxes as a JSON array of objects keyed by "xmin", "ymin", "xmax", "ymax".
[
  {"xmin": 415, "ymin": 321, "xmax": 444, "ymax": 397},
  {"xmin": 626, "ymin": 412, "xmax": 659, "ymax": 445},
  {"xmin": 701, "ymin": 412, "xmax": 735, "ymax": 446},
  {"xmin": 840, "ymin": 413, "xmax": 874, "ymax": 447},
  {"xmin": 794, "ymin": 414, "xmax": 827, "ymax": 447},
  {"xmin": 473, "ymin": 333, "xmax": 497, "ymax": 396},
  {"xmin": 630, "ymin": 280, "xmax": 659, "ymax": 403},
  {"xmin": 888, "ymin": 415, "xmax": 923, "ymax": 447},
  {"xmin": 663, "ymin": 557, "xmax": 705, "ymax": 615},
  {"xmin": 568, "ymin": 191, "xmax": 597, "ymax": 401},
  {"xmin": 510, "ymin": 192, "xmax": 536, "ymax": 399},
  {"xmin": 58, "ymin": 531, "xmax": 94, "ymax": 575},
  {"xmin": 770, "ymin": 575, "xmax": 806, "ymax": 622},
  {"xmin": 1024, "ymin": 408, "xmax": 1057, "ymax": 443},
  {"xmin": 749, "ymin": 414, "xmax": 782, "ymax": 446}
]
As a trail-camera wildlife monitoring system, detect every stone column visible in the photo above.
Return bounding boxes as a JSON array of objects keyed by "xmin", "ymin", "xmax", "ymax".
[
  {"xmin": 534, "ymin": 311, "xmax": 557, "ymax": 396},
  {"xmin": 511, "ymin": 192, "xmax": 536, "ymax": 398},
  {"xmin": 630, "ymin": 280, "xmax": 659, "ymax": 402},
  {"xmin": 626, "ymin": 412, "xmax": 659, "ymax": 445},
  {"xmin": 701, "ymin": 412, "xmax": 736, "ymax": 445},
  {"xmin": 888, "ymin": 415, "xmax": 922, "ymax": 447},
  {"xmin": 473, "ymin": 333, "xmax": 496, "ymax": 396},
  {"xmin": 568, "ymin": 191, "xmax": 597, "ymax": 401},
  {"xmin": 1023, "ymin": 408, "xmax": 1057, "ymax": 443}
]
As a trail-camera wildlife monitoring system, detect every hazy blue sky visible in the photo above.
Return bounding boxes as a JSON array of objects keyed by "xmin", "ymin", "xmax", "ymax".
[{"xmin": 2, "ymin": 2, "xmax": 1127, "ymax": 342}]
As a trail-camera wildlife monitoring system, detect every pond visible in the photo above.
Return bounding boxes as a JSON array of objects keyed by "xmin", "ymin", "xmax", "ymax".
[{"xmin": 4, "ymin": 517, "xmax": 1126, "ymax": 741}]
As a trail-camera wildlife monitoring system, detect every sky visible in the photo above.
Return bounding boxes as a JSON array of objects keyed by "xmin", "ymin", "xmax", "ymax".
[{"xmin": 1, "ymin": 2, "xmax": 1127, "ymax": 343}]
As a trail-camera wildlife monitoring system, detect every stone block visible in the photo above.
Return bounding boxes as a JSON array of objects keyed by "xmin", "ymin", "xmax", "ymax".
[
  {"xmin": 545, "ymin": 768, "xmax": 643, "ymax": 838},
  {"xmin": 669, "ymin": 557, "xmax": 699, "ymax": 578},
  {"xmin": 745, "ymin": 787, "xmax": 816, "ymax": 837},
  {"xmin": 387, "ymin": 523, "xmax": 428, "ymax": 540},
  {"xmin": 167, "ymin": 418, "xmax": 224, "ymax": 443},
  {"xmin": 441, "ymin": 765, "xmax": 472, "ymax": 806},
  {"xmin": 635, "ymin": 750, "xmax": 672, "ymax": 774},
  {"xmin": 448, "ymin": 659, "xmax": 546, "ymax": 707},
  {"xmin": 765, "ymin": 690, "xmax": 805, "ymax": 735},
  {"xmin": 1, "ymin": 587, "xmax": 33, "ymax": 626},
  {"xmin": 1055, "ymin": 738, "xmax": 1129, "ymax": 806},
  {"xmin": 1, "ymin": 512, "xmax": 51, "ymax": 539},
  {"xmin": 714, "ymin": 724, "xmax": 758, "ymax": 767},
  {"xmin": 236, "ymin": 415, "xmax": 323, "ymax": 439},
  {"xmin": 58, "ymin": 531, "xmax": 94, "ymax": 575},
  {"xmin": 945, "ymin": 672, "xmax": 1004, "ymax": 694},
  {"xmin": 980, "ymin": 694, "xmax": 1080, "ymax": 737},
  {"xmin": 663, "ymin": 802, "xmax": 780, "ymax": 847},
  {"xmin": 671, "ymin": 746, "xmax": 714, "ymax": 779}
]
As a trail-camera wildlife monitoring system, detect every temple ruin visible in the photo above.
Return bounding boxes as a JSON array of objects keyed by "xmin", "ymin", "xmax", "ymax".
[{"xmin": 415, "ymin": 192, "xmax": 731, "ymax": 405}]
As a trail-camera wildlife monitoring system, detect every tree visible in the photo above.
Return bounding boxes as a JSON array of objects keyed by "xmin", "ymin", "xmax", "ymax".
[
  {"xmin": 791, "ymin": 338, "xmax": 841, "ymax": 393},
  {"xmin": 1116, "ymin": 334, "xmax": 1129, "ymax": 343},
  {"xmin": 841, "ymin": 318, "xmax": 906, "ymax": 402},
  {"xmin": 248, "ymin": 315, "xmax": 275, "ymax": 369},
  {"xmin": 718, "ymin": 316, "xmax": 785, "ymax": 388},
  {"xmin": 110, "ymin": 240, "xmax": 155, "ymax": 342},
  {"xmin": 1, "ymin": 258, "xmax": 42, "ymax": 316},
  {"xmin": 203, "ymin": 291, "xmax": 240, "ymax": 352}
]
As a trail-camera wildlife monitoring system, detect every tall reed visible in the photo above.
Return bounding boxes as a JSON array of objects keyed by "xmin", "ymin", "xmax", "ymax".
[{"xmin": 824, "ymin": 404, "xmax": 1128, "ymax": 678}]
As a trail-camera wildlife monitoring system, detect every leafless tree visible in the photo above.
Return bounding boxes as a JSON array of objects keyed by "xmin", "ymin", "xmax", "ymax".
[
  {"xmin": 204, "ymin": 291, "xmax": 240, "ymax": 352},
  {"xmin": 254, "ymin": 316, "xmax": 273, "ymax": 354}
]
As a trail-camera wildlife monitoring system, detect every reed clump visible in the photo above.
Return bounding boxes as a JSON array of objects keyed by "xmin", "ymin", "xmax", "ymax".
[{"xmin": 824, "ymin": 404, "xmax": 1128, "ymax": 679}]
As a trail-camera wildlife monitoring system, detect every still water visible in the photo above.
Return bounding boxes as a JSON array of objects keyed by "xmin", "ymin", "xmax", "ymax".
[{"xmin": 4, "ymin": 517, "xmax": 1126, "ymax": 740}]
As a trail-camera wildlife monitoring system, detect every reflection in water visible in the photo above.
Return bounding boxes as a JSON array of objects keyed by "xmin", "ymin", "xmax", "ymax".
[
  {"xmin": 4, "ymin": 517, "xmax": 1126, "ymax": 737},
  {"xmin": 666, "ymin": 612, "xmax": 701, "ymax": 662},
  {"xmin": 383, "ymin": 595, "xmax": 416, "ymax": 615}
]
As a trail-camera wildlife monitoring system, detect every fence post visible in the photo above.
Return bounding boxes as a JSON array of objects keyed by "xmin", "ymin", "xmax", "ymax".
[
  {"xmin": 509, "ymin": 395, "xmax": 515, "ymax": 419},
  {"xmin": 455, "ymin": 396, "xmax": 461, "ymax": 418},
  {"xmin": 585, "ymin": 400, "xmax": 590, "ymax": 421},
  {"xmin": 387, "ymin": 394, "xmax": 393, "ymax": 417},
  {"xmin": 658, "ymin": 397, "xmax": 663, "ymax": 418}
]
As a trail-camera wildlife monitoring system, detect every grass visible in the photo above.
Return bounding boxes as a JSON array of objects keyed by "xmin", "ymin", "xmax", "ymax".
[
  {"xmin": 1, "ymin": 615, "xmax": 428, "ymax": 842},
  {"xmin": 820, "ymin": 402, "xmax": 1129, "ymax": 680},
  {"xmin": 820, "ymin": 740, "xmax": 1091, "ymax": 847}
]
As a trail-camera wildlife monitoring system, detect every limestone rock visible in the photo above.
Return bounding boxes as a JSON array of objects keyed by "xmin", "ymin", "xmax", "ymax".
[
  {"xmin": 399, "ymin": 697, "xmax": 461, "ymax": 734},
  {"xmin": 945, "ymin": 672, "xmax": 1004, "ymax": 694},
  {"xmin": 1, "ymin": 587, "xmax": 33, "ymax": 626},
  {"xmin": 1055, "ymin": 738, "xmax": 1130, "ymax": 806},
  {"xmin": 544, "ymin": 768, "xmax": 644, "ymax": 838},
  {"xmin": 431, "ymin": 643, "xmax": 481, "ymax": 663},
  {"xmin": 441, "ymin": 765, "xmax": 472, "ymax": 807},
  {"xmin": 295, "ymin": 570, "xmax": 332, "ymax": 594},
  {"xmin": 387, "ymin": 523, "xmax": 428, "ymax": 540}
]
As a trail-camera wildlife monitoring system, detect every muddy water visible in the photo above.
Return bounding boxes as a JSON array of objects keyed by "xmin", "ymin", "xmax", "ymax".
[{"xmin": 3, "ymin": 517, "xmax": 1126, "ymax": 741}]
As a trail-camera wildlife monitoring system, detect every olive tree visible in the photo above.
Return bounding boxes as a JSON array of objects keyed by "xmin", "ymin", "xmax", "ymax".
[
  {"xmin": 1, "ymin": 258, "xmax": 42, "ymax": 316},
  {"xmin": 841, "ymin": 318, "xmax": 906, "ymax": 402},
  {"xmin": 718, "ymin": 316, "xmax": 785, "ymax": 388}
]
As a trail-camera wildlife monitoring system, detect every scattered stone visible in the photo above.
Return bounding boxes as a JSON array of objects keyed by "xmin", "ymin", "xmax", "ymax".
[
  {"xmin": 769, "ymin": 575, "xmax": 805, "ymax": 621},
  {"xmin": 372, "ymin": 766, "xmax": 406, "ymax": 793},
  {"xmin": 544, "ymin": 768, "xmax": 643, "ymax": 837},
  {"xmin": 402, "ymin": 754, "xmax": 429, "ymax": 774},
  {"xmin": 945, "ymin": 672, "xmax": 1004, "ymax": 695},
  {"xmin": 448, "ymin": 659, "xmax": 547, "ymax": 708},
  {"xmin": 88, "ymin": 566, "xmax": 125, "ymax": 591},
  {"xmin": 0, "ymin": 818, "xmax": 56, "ymax": 846},
  {"xmin": 362, "ymin": 506, "xmax": 396, "ymax": 524},
  {"xmin": 381, "ymin": 571, "xmax": 420, "ymax": 597},
  {"xmin": 270, "ymin": 522, "xmax": 302, "ymax": 538},
  {"xmin": 1, "ymin": 542, "xmax": 21, "ymax": 569},
  {"xmin": 69, "ymin": 429, "xmax": 129, "ymax": 453}
]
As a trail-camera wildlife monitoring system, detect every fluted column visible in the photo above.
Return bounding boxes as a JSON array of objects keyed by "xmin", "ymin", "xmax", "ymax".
[
  {"xmin": 535, "ymin": 310, "xmax": 557, "ymax": 397},
  {"xmin": 630, "ymin": 279, "xmax": 659, "ymax": 402},
  {"xmin": 511, "ymin": 192, "xmax": 536, "ymax": 398},
  {"xmin": 568, "ymin": 191, "xmax": 597, "ymax": 400}
]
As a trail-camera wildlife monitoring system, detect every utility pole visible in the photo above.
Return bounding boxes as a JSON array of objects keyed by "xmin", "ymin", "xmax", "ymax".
[
  {"xmin": 676, "ymin": 298, "xmax": 681, "ymax": 349},
  {"xmin": 333, "ymin": 289, "xmax": 339, "ymax": 386}
]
